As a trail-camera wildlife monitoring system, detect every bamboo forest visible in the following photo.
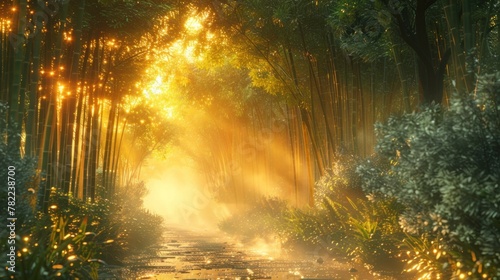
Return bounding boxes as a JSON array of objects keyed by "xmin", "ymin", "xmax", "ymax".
[{"xmin": 1, "ymin": 0, "xmax": 500, "ymax": 279}]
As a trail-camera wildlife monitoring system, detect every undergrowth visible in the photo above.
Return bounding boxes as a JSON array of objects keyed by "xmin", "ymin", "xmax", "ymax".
[
  {"xmin": 219, "ymin": 73, "xmax": 500, "ymax": 279},
  {"xmin": 0, "ymin": 114, "xmax": 163, "ymax": 279}
]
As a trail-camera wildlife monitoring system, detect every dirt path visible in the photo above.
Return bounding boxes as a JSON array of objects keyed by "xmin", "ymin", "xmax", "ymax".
[{"xmin": 99, "ymin": 227, "xmax": 400, "ymax": 280}]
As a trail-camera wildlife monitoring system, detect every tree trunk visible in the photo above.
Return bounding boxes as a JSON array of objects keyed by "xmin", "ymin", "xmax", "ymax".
[{"xmin": 390, "ymin": 0, "xmax": 450, "ymax": 104}]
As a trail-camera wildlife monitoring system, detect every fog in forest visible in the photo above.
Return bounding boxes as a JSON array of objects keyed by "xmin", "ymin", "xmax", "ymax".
[{"xmin": 141, "ymin": 151, "xmax": 229, "ymax": 232}]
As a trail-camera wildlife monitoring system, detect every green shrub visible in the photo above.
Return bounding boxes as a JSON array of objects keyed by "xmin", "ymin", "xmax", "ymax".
[
  {"xmin": 112, "ymin": 181, "xmax": 164, "ymax": 254},
  {"xmin": 1, "ymin": 182, "xmax": 164, "ymax": 279},
  {"xmin": 285, "ymin": 155, "xmax": 405, "ymax": 272},
  {"xmin": 357, "ymin": 73, "xmax": 500, "ymax": 278},
  {"xmin": 218, "ymin": 196, "xmax": 290, "ymax": 243},
  {"xmin": 314, "ymin": 154, "xmax": 366, "ymax": 207},
  {"xmin": 313, "ymin": 179, "xmax": 404, "ymax": 270},
  {"xmin": 1, "ymin": 188, "xmax": 107, "ymax": 279}
]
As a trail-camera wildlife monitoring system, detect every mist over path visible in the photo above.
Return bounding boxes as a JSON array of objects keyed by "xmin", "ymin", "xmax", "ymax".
[{"xmin": 105, "ymin": 226, "xmax": 397, "ymax": 280}]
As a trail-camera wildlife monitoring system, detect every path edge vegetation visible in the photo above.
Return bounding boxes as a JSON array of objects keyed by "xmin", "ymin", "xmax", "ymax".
[
  {"xmin": 219, "ymin": 72, "xmax": 500, "ymax": 279},
  {"xmin": 0, "ymin": 110, "xmax": 164, "ymax": 278}
]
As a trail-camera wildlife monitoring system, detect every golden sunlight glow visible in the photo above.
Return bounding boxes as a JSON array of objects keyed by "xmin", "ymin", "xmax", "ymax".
[
  {"xmin": 206, "ymin": 31, "xmax": 215, "ymax": 41},
  {"xmin": 143, "ymin": 75, "xmax": 165, "ymax": 99},
  {"xmin": 131, "ymin": 11, "xmax": 215, "ymax": 119},
  {"xmin": 167, "ymin": 40, "xmax": 203, "ymax": 64},
  {"xmin": 182, "ymin": 43, "xmax": 197, "ymax": 63},
  {"xmin": 163, "ymin": 106, "xmax": 175, "ymax": 119},
  {"xmin": 0, "ymin": 18, "xmax": 12, "ymax": 33},
  {"xmin": 58, "ymin": 84, "xmax": 65, "ymax": 94},
  {"xmin": 247, "ymin": 238, "xmax": 281, "ymax": 258},
  {"xmin": 184, "ymin": 15, "xmax": 204, "ymax": 34}
]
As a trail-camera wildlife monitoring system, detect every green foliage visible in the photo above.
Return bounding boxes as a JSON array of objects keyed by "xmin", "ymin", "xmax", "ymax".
[
  {"xmin": 0, "ymin": 103, "xmax": 37, "ymax": 221},
  {"xmin": 313, "ymin": 154, "xmax": 365, "ymax": 208},
  {"xmin": 327, "ymin": 0, "xmax": 392, "ymax": 61},
  {"xmin": 47, "ymin": 189, "xmax": 122, "ymax": 265},
  {"xmin": 115, "ymin": 181, "xmax": 164, "ymax": 254},
  {"xmin": 86, "ymin": 0, "xmax": 171, "ymax": 37},
  {"xmin": 1, "ymin": 182, "xmax": 163, "ymax": 278},
  {"xmin": 307, "ymin": 192, "xmax": 403, "ymax": 270},
  {"xmin": 1, "ymin": 190, "xmax": 107, "ymax": 279},
  {"xmin": 218, "ymin": 197, "xmax": 290, "ymax": 243},
  {"xmin": 183, "ymin": 64, "xmax": 254, "ymax": 118},
  {"xmin": 309, "ymin": 155, "xmax": 403, "ymax": 269},
  {"xmin": 357, "ymin": 73, "xmax": 500, "ymax": 278},
  {"xmin": 403, "ymin": 234, "xmax": 453, "ymax": 279},
  {"xmin": 13, "ymin": 216, "xmax": 104, "ymax": 279}
]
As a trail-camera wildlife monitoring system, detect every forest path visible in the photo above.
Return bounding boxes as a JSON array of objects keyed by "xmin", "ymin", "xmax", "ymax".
[{"xmin": 99, "ymin": 226, "xmax": 399, "ymax": 280}]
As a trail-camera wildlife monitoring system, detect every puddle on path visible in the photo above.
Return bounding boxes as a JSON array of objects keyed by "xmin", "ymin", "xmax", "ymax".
[{"xmin": 100, "ymin": 227, "xmax": 402, "ymax": 280}]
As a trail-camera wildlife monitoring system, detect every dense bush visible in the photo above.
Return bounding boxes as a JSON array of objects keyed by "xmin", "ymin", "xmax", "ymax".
[
  {"xmin": 313, "ymin": 154, "xmax": 366, "ymax": 207},
  {"xmin": 296, "ymin": 154, "xmax": 404, "ymax": 271},
  {"xmin": 357, "ymin": 73, "xmax": 500, "ymax": 278}
]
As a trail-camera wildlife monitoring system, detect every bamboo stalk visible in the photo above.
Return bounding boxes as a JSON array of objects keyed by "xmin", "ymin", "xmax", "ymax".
[{"xmin": 7, "ymin": 0, "xmax": 27, "ymax": 152}]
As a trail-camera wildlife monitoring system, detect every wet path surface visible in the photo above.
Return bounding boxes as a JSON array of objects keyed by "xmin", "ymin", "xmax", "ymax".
[{"xmin": 100, "ymin": 227, "xmax": 399, "ymax": 280}]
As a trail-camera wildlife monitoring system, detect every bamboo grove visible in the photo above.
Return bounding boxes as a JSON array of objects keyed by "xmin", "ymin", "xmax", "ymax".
[
  {"xmin": 0, "ymin": 0, "xmax": 179, "ymax": 211},
  {"xmin": 180, "ymin": 0, "xmax": 500, "ymax": 207}
]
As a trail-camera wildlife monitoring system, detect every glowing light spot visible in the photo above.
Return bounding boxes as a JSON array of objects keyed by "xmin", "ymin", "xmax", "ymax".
[
  {"xmin": 185, "ymin": 16, "xmax": 203, "ymax": 33},
  {"xmin": 58, "ymin": 84, "xmax": 65, "ymax": 93},
  {"xmin": 162, "ymin": 106, "xmax": 175, "ymax": 119}
]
